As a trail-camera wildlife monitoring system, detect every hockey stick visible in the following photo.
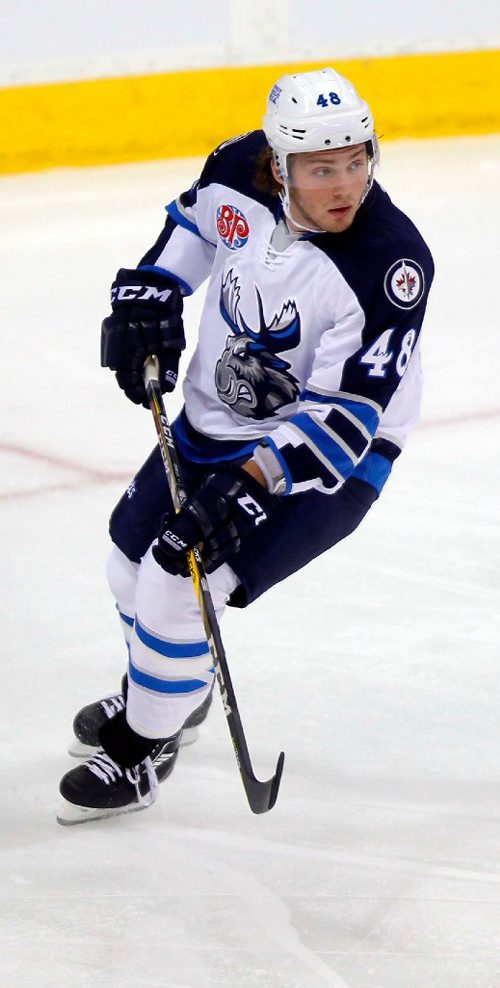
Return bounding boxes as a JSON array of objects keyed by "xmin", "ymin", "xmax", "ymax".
[{"xmin": 143, "ymin": 356, "xmax": 285, "ymax": 813}]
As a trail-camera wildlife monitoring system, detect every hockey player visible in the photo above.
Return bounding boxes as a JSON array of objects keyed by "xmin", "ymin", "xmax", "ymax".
[{"xmin": 58, "ymin": 67, "xmax": 434, "ymax": 823}]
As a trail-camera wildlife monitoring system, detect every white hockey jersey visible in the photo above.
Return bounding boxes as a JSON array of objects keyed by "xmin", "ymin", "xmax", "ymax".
[{"xmin": 138, "ymin": 131, "xmax": 434, "ymax": 497}]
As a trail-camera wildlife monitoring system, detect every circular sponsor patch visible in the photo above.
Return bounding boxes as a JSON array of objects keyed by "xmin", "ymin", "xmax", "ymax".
[
  {"xmin": 216, "ymin": 204, "xmax": 250, "ymax": 250},
  {"xmin": 384, "ymin": 259, "xmax": 425, "ymax": 310}
]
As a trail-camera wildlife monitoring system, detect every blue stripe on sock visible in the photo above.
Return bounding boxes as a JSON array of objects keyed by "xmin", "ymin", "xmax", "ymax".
[
  {"xmin": 129, "ymin": 661, "xmax": 209, "ymax": 694},
  {"xmin": 117, "ymin": 609, "xmax": 134, "ymax": 628},
  {"xmin": 135, "ymin": 618, "xmax": 209, "ymax": 659}
]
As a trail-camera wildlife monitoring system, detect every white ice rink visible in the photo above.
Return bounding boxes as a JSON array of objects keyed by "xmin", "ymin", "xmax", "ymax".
[{"xmin": 1, "ymin": 135, "xmax": 499, "ymax": 987}]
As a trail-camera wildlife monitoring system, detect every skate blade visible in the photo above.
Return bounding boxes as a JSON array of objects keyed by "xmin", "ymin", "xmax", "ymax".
[
  {"xmin": 179, "ymin": 725, "xmax": 199, "ymax": 746},
  {"xmin": 67, "ymin": 739, "xmax": 98, "ymax": 758},
  {"xmin": 67, "ymin": 725, "xmax": 198, "ymax": 759},
  {"xmin": 56, "ymin": 798, "xmax": 146, "ymax": 826}
]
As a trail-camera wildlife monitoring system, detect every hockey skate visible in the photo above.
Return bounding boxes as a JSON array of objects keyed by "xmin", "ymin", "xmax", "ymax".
[
  {"xmin": 57, "ymin": 730, "xmax": 181, "ymax": 825},
  {"xmin": 68, "ymin": 677, "xmax": 214, "ymax": 757}
]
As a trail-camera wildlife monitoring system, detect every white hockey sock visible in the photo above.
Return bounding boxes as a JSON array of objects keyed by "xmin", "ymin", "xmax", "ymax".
[
  {"xmin": 125, "ymin": 546, "xmax": 238, "ymax": 739},
  {"xmin": 106, "ymin": 544, "xmax": 139, "ymax": 646}
]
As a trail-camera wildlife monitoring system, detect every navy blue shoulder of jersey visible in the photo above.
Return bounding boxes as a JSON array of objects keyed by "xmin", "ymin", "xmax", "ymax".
[
  {"xmin": 138, "ymin": 131, "xmax": 277, "ymax": 270},
  {"xmin": 312, "ymin": 182, "xmax": 435, "ymax": 323},
  {"xmin": 180, "ymin": 130, "xmax": 279, "ymax": 215}
]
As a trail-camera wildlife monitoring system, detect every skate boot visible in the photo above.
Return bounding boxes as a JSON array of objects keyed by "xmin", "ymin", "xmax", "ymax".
[
  {"xmin": 69, "ymin": 683, "xmax": 127, "ymax": 757},
  {"xmin": 68, "ymin": 676, "xmax": 213, "ymax": 756},
  {"xmin": 58, "ymin": 721, "xmax": 181, "ymax": 826}
]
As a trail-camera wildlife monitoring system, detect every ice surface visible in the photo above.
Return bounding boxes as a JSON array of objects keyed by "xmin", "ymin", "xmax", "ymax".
[{"xmin": 1, "ymin": 136, "xmax": 499, "ymax": 987}]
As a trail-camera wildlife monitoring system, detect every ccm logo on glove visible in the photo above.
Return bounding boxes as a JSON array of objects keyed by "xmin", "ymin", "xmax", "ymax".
[
  {"xmin": 161, "ymin": 529, "xmax": 189, "ymax": 551},
  {"xmin": 236, "ymin": 494, "xmax": 268, "ymax": 524},
  {"xmin": 111, "ymin": 284, "xmax": 174, "ymax": 304},
  {"xmin": 153, "ymin": 466, "xmax": 277, "ymax": 575},
  {"xmin": 101, "ymin": 267, "xmax": 186, "ymax": 406}
]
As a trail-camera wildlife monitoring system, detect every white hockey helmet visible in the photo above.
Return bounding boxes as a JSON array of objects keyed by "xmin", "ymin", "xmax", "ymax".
[{"xmin": 263, "ymin": 67, "xmax": 379, "ymax": 190}]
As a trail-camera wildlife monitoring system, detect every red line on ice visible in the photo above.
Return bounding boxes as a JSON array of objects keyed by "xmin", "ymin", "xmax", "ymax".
[
  {"xmin": 0, "ymin": 441, "xmax": 131, "ymax": 501},
  {"xmin": 0, "ymin": 441, "xmax": 130, "ymax": 481},
  {"xmin": 1, "ymin": 405, "xmax": 499, "ymax": 501}
]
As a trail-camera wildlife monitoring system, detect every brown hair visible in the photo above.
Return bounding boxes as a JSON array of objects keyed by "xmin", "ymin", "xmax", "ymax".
[{"xmin": 253, "ymin": 146, "xmax": 282, "ymax": 197}]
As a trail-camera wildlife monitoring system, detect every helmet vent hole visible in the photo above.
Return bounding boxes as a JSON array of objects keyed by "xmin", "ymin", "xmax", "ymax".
[{"xmin": 291, "ymin": 97, "xmax": 298, "ymax": 104}]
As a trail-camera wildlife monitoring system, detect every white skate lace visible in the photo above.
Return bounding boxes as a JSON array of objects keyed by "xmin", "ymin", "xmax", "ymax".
[
  {"xmin": 87, "ymin": 750, "xmax": 159, "ymax": 808},
  {"xmin": 87, "ymin": 751, "xmax": 125, "ymax": 784},
  {"xmin": 136, "ymin": 757, "xmax": 159, "ymax": 808},
  {"xmin": 101, "ymin": 695, "xmax": 125, "ymax": 718}
]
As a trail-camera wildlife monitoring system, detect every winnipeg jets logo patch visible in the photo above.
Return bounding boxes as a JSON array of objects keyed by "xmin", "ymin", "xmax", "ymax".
[
  {"xmin": 384, "ymin": 259, "xmax": 425, "ymax": 310},
  {"xmin": 216, "ymin": 205, "xmax": 250, "ymax": 251}
]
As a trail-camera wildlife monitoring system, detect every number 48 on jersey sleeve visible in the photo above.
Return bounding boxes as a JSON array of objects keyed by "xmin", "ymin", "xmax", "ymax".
[{"xmin": 360, "ymin": 327, "xmax": 417, "ymax": 378}]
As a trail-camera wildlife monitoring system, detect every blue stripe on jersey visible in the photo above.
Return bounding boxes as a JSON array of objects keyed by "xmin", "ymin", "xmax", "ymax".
[
  {"xmin": 138, "ymin": 264, "xmax": 194, "ymax": 297},
  {"xmin": 300, "ymin": 389, "xmax": 380, "ymax": 435},
  {"xmin": 290, "ymin": 412, "xmax": 356, "ymax": 479},
  {"xmin": 351, "ymin": 451, "xmax": 393, "ymax": 492},
  {"xmin": 117, "ymin": 608, "xmax": 134, "ymax": 628},
  {"xmin": 135, "ymin": 618, "xmax": 209, "ymax": 659},
  {"xmin": 173, "ymin": 408, "xmax": 259, "ymax": 464},
  {"xmin": 129, "ymin": 661, "xmax": 209, "ymax": 694},
  {"xmin": 278, "ymin": 441, "xmax": 341, "ymax": 491},
  {"xmin": 165, "ymin": 199, "xmax": 203, "ymax": 239},
  {"xmin": 371, "ymin": 436, "xmax": 401, "ymax": 462},
  {"xmin": 322, "ymin": 407, "xmax": 369, "ymax": 459}
]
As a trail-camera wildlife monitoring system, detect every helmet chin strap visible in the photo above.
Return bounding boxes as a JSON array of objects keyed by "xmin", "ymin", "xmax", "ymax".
[
  {"xmin": 276, "ymin": 156, "xmax": 323, "ymax": 233},
  {"xmin": 280, "ymin": 189, "xmax": 322, "ymax": 234},
  {"xmin": 360, "ymin": 155, "xmax": 377, "ymax": 205}
]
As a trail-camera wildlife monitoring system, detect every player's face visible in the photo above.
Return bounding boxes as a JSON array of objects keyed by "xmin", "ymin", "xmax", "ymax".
[{"xmin": 282, "ymin": 145, "xmax": 369, "ymax": 233}]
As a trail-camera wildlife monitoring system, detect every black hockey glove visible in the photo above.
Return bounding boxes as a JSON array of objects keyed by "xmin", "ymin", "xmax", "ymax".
[
  {"xmin": 100, "ymin": 267, "xmax": 186, "ymax": 406},
  {"xmin": 152, "ymin": 467, "xmax": 276, "ymax": 575}
]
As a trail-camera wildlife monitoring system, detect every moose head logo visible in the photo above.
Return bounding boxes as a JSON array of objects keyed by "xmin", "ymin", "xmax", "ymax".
[{"xmin": 215, "ymin": 270, "xmax": 301, "ymax": 419}]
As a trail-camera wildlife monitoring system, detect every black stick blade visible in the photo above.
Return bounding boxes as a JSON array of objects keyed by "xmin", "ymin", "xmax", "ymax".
[{"xmin": 244, "ymin": 750, "xmax": 285, "ymax": 814}]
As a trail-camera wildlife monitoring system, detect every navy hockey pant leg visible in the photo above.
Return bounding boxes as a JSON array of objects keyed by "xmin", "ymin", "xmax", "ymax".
[
  {"xmin": 228, "ymin": 478, "xmax": 378, "ymax": 607},
  {"xmin": 109, "ymin": 444, "xmax": 204, "ymax": 564},
  {"xmin": 109, "ymin": 444, "xmax": 378, "ymax": 609}
]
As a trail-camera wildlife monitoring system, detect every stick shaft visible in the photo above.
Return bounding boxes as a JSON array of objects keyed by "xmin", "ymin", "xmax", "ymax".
[{"xmin": 143, "ymin": 357, "xmax": 284, "ymax": 813}]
